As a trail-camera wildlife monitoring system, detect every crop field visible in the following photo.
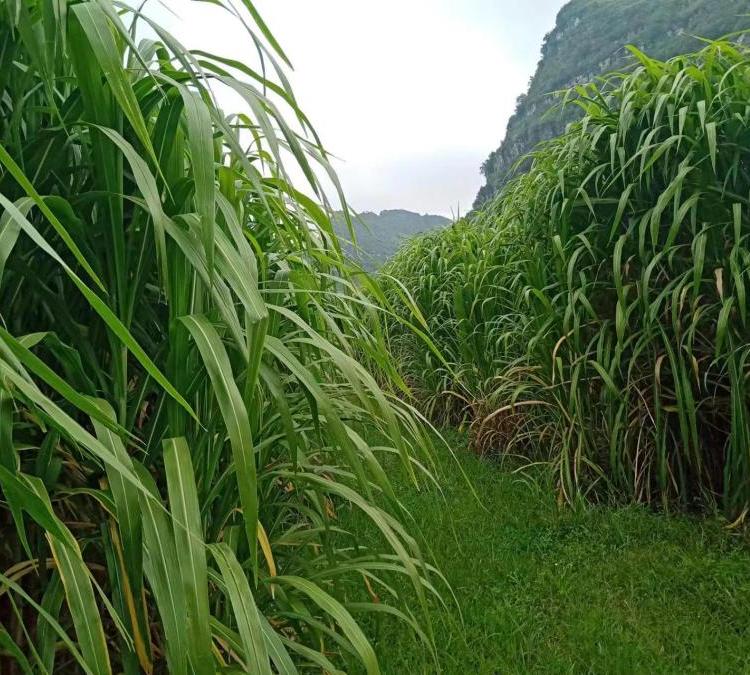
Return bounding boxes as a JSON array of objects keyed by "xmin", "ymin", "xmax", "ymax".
[{"xmin": 1, "ymin": 1, "xmax": 749, "ymax": 673}]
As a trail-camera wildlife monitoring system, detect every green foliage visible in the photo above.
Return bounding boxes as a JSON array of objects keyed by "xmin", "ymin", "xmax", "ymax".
[
  {"xmin": 382, "ymin": 221, "xmax": 520, "ymax": 424},
  {"xmin": 0, "ymin": 1, "xmax": 441, "ymax": 671},
  {"xmin": 475, "ymin": 0, "xmax": 750, "ymax": 208},
  {"xmin": 387, "ymin": 37, "xmax": 750, "ymax": 515}
]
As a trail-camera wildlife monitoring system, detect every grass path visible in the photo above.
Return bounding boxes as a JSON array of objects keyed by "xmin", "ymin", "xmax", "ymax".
[{"xmin": 343, "ymin": 433, "xmax": 750, "ymax": 673}]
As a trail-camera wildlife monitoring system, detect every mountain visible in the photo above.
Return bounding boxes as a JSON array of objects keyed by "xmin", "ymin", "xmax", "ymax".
[
  {"xmin": 333, "ymin": 209, "xmax": 450, "ymax": 269},
  {"xmin": 474, "ymin": 0, "xmax": 749, "ymax": 208}
]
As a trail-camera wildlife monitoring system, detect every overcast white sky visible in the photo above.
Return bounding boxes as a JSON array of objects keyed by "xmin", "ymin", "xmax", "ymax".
[{"xmin": 154, "ymin": 0, "xmax": 565, "ymax": 216}]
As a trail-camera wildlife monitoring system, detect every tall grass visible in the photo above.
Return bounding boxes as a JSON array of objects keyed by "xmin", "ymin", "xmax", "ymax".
[
  {"xmin": 382, "ymin": 221, "xmax": 522, "ymax": 425},
  {"xmin": 0, "ymin": 1, "xmax": 441, "ymax": 672},
  {"xmin": 386, "ymin": 37, "xmax": 750, "ymax": 515}
]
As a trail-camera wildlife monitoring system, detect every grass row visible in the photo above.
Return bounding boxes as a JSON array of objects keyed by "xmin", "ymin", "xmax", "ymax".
[
  {"xmin": 0, "ymin": 2, "xmax": 437, "ymax": 671},
  {"xmin": 384, "ymin": 37, "xmax": 750, "ymax": 515}
]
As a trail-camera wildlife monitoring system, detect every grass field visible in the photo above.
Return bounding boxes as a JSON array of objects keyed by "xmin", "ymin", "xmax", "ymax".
[{"xmin": 342, "ymin": 433, "xmax": 750, "ymax": 673}]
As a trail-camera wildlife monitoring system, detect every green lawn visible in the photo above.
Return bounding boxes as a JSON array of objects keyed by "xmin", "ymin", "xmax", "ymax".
[{"xmin": 342, "ymin": 432, "xmax": 750, "ymax": 673}]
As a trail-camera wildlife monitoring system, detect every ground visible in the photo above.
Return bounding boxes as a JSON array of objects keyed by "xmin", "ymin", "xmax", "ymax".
[{"xmin": 341, "ymin": 432, "xmax": 750, "ymax": 674}]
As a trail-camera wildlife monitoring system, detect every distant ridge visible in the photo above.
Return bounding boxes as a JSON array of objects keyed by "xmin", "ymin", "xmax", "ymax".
[
  {"xmin": 333, "ymin": 209, "xmax": 450, "ymax": 269},
  {"xmin": 475, "ymin": 0, "xmax": 749, "ymax": 208}
]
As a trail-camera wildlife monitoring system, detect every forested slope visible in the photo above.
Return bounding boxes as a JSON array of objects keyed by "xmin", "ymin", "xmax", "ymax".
[{"xmin": 333, "ymin": 209, "xmax": 450, "ymax": 269}]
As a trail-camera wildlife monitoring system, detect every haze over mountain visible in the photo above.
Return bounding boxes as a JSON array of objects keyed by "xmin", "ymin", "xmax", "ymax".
[
  {"xmin": 475, "ymin": 0, "xmax": 749, "ymax": 207},
  {"xmin": 333, "ymin": 210, "xmax": 450, "ymax": 270}
]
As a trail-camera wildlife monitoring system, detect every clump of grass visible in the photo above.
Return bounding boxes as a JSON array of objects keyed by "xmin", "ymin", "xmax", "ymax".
[
  {"xmin": 386, "ymin": 37, "xmax": 750, "ymax": 515},
  {"xmin": 0, "ymin": 1, "xmax": 441, "ymax": 672},
  {"xmin": 382, "ymin": 220, "xmax": 523, "ymax": 426}
]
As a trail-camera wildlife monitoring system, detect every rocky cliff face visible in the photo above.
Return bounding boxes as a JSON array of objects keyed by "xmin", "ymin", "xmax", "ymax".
[{"xmin": 475, "ymin": 0, "xmax": 749, "ymax": 208}]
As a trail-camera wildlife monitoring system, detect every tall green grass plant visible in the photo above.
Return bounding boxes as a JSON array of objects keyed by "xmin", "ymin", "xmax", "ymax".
[
  {"xmin": 387, "ymin": 37, "xmax": 750, "ymax": 515},
  {"xmin": 0, "ymin": 1, "xmax": 440, "ymax": 671}
]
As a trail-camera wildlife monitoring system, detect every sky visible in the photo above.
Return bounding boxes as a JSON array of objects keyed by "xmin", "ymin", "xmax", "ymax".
[{"xmin": 154, "ymin": 0, "xmax": 566, "ymax": 216}]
